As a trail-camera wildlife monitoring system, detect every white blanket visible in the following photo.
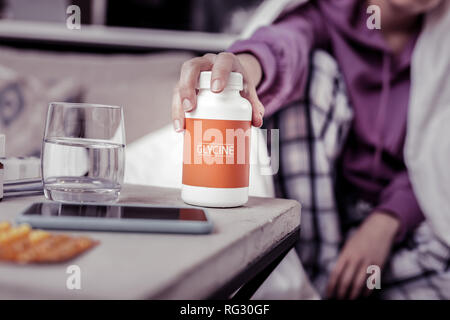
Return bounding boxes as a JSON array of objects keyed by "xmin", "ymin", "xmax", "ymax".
[{"xmin": 405, "ymin": 1, "xmax": 450, "ymax": 247}]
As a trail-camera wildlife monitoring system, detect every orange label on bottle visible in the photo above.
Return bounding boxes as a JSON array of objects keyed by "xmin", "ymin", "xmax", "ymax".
[{"xmin": 182, "ymin": 118, "xmax": 251, "ymax": 188}]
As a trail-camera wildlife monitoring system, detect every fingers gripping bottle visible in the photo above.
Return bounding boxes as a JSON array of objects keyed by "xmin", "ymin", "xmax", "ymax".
[{"xmin": 181, "ymin": 71, "xmax": 252, "ymax": 207}]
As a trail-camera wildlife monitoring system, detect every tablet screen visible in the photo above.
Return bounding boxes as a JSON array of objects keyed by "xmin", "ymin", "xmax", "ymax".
[{"xmin": 22, "ymin": 203, "xmax": 207, "ymax": 221}]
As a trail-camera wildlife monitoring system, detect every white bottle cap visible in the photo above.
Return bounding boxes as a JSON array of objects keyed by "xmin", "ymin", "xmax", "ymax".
[
  {"xmin": 197, "ymin": 71, "xmax": 243, "ymax": 91},
  {"xmin": 0, "ymin": 134, "xmax": 5, "ymax": 158}
]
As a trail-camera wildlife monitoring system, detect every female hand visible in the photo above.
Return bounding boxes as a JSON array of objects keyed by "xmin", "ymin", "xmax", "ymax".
[
  {"xmin": 326, "ymin": 211, "xmax": 400, "ymax": 299},
  {"xmin": 171, "ymin": 52, "xmax": 265, "ymax": 132}
]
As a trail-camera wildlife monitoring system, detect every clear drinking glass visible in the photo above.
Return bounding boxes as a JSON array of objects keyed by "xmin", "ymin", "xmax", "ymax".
[{"xmin": 42, "ymin": 102, "xmax": 125, "ymax": 203}]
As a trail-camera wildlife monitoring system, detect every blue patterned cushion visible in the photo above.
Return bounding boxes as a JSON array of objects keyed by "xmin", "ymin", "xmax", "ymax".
[{"xmin": 0, "ymin": 66, "xmax": 83, "ymax": 156}]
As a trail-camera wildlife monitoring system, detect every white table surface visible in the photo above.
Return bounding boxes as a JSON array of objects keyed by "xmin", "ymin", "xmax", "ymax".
[{"xmin": 0, "ymin": 184, "xmax": 301, "ymax": 299}]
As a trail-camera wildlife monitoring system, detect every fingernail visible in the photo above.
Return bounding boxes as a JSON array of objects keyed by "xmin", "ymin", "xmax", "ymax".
[
  {"xmin": 173, "ymin": 119, "xmax": 183, "ymax": 132},
  {"xmin": 212, "ymin": 79, "xmax": 221, "ymax": 92},
  {"xmin": 182, "ymin": 99, "xmax": 192, "ymax": 111}
]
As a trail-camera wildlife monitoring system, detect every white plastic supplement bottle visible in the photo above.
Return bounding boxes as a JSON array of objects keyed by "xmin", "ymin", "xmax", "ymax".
[{"xmin": 181, "ymin": 71, "xmax": 252, "ymax": 207}]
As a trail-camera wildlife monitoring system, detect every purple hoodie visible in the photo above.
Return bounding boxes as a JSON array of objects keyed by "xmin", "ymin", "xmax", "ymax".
[{"xmin": 228, "ymin": 0, "xmax": 424, "ymax": 241}]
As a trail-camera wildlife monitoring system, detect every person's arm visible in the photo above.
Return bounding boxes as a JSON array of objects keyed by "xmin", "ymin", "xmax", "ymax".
[
  {"xmin": 171, "ymin": 52, "xmax": 265, "ymax": 131},
  {"xmin": 236, "ymin": 53, "xmax": 263, "ymax": 89},
  {"xmin": 228, "ymin": 3, "xmax": 329, "ymax": 117},
  {"xmin": 374, "ymin": 171, "xmax": 425, "ymax": 242},
  {"xmin": 326, "ymin": 210, "xmax": 399, "ymax": 300},
  {"xmin": 326, "ymin": 171, "xmax": 425, "ymax": 299},
  {"xmin": 171, "ymin": 2, "xmax": 328, "ymax": 131}
]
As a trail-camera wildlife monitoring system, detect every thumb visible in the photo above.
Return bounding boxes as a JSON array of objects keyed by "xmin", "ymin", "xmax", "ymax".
[{"xmin": 244, "ymin": 85, "xmax": 265, "ymax": 127}]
